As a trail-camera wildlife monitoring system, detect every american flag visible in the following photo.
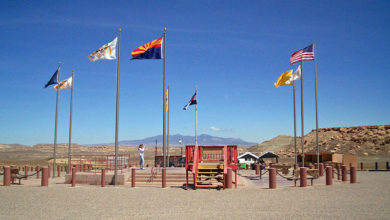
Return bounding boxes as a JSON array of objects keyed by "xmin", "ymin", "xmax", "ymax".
[{"xmin": 290, "ymin": 44, "xmax": 314, "ymax": 65}]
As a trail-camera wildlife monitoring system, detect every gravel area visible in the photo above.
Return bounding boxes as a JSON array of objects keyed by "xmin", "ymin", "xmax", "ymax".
[{"xmin": 1, "ymin": 171, "xmax": 389, "ymax": 219}]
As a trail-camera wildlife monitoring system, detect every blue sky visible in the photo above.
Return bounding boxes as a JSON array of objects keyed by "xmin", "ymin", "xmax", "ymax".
[{"xmin": 0, "ymin": 1, "xmax": 389, "ymax": 145}]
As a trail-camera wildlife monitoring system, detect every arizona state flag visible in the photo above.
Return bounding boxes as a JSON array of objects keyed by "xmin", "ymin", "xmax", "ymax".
[{"xmin": 131, "ymin": 37, "xmax": 162, "ymax": 59}]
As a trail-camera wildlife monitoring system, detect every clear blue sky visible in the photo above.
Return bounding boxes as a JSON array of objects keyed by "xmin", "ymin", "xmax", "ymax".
[{"xmin": 1, "ymin": 1, "xmax": 389, "ymax": 145}]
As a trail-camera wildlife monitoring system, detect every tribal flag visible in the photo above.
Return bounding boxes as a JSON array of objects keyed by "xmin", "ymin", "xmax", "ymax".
[
  {"xmin": 44, "ymin": 68, "xmax": 59, "ymax": 88},
  {"xmin": 274, "ymin": 69, "xmax": 293, "ymax": 88},
  {"xmin": 53, "ymin": 76, "xmax": 72, "ymax": 91},
  {"xmin": 290, "ymin": 44, "xmax": 314, "ymax": 65},
  {"xmin": 285, "ymin": 64, "xmax": 302, "ymax": 85},
  {"xmin": 183, "ymin": 92, "xmax": 197, "ymax": 110},
  {"xmin": 88, "ymin": 37, "xmax": 117, "ymax": 61},
  {"xmin": 131, "ymin": 37, "xmax": 162, "ymax": 60}
]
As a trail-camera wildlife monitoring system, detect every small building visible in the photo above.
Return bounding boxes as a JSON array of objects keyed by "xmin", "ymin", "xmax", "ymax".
[
  {"xmin": 297, "ymin": 152, "xmax": 358, "ymax": 169},
  {"xmin": 238, "ymin": 152, "xmax": 259, "ymax": 165},
  {"xmin": 259, "ymin": 151, "xmax": 279, "ymax": 164}
]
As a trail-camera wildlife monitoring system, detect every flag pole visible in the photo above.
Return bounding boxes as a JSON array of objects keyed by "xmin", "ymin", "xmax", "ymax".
[
  {"xmin": 314, "ymin": 41, "xmax": 320, "ymax": 168},
  {"xmin": 167, "ymin": 85, "xmax": 170, "ymax": 166},
  {"xmin": 53, "ymin": 61, "xmax": 60, "ymax": 178},
  {"xmin": 300, "ymin": 60, "xmax": 305, "ymax": 168},
  {"xmin": 292, "ymin": 65, "xmax": 297, "ymax": 167},
  {"xmin": 68, "ymin": 69, "xmax": 74, "ymax": 173},
  {"xmin": 163, "ymin": 27, "xmax": 167, "ymax": 168},
  {"xmin": 195, "ymin": 87, "xmax": 198, "ymax": 147},
  {"xmin": 114, "ymin": 28, "xmax": 121, "ymax": 185}
]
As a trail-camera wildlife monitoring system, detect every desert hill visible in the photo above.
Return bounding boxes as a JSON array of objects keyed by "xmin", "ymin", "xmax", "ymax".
[{"xmin": 248, "ymin": 125, "xmax": 390, "ymax": 158}]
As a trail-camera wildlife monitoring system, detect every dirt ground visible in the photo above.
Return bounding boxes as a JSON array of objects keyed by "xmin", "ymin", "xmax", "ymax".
[{"xmin": 0, "ymin": 171, "xmax": 389, "ymax": 219}]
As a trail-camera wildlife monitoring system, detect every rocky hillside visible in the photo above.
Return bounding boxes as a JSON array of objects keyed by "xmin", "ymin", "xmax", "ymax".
[{"xmin": 249, "ymin": 125, "xmax": 390, "ymax": 158}]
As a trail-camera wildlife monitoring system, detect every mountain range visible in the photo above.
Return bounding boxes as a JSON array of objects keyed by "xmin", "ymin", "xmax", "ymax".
[{"xmin": 97, "ymin": 134, "xmax": 256, "ymax": 147}]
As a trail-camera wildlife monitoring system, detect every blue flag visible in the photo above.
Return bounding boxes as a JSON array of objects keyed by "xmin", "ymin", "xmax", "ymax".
[
  {"xmin": 183, "ymin": 92, "xmax": 197, "ymax": 110},
  {"xmin": 44, "ymin": 68, "xmax": 59, "ymax": 88}
]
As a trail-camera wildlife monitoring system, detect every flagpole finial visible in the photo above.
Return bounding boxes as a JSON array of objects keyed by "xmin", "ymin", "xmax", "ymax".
[
  {"xmin": 58, "ymin": 61, "xmax": 61, "ymax": 65},
  {"xmin": 164, "ymin": 27, "xmax": 167, "ymax": 32},
  {"xmin": 118, "ymin": 28, "xmax": 122, "ymax": 32}
]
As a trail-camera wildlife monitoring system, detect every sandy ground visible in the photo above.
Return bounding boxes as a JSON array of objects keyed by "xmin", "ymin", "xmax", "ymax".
[{"xmin": 0, "ymin": 171, "xmax": 389, "ymax": 219}]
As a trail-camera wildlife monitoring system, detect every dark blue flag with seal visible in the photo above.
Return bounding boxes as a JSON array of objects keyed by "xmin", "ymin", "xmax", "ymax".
[{"xmin": 44, "ymin": 68, "xmax": 59, "ymax": 88}]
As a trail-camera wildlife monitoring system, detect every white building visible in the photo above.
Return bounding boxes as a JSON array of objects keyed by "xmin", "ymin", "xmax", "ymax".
[{"xmin": 238, "ymin": 152, "xmax": 259, "ymax": 165}]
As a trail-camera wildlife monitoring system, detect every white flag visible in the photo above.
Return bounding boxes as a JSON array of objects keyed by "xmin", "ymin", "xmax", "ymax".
[
  {"xmin": 88, "ymin": 37, "xmax": 117, "ymax": 61},
  {"xmin": 53, "ymin": 76, "xmax": 72, "ymax": 91},
  {"xmin": 286, "ymin": 64, "xmax": 302, "ymax": 84}
]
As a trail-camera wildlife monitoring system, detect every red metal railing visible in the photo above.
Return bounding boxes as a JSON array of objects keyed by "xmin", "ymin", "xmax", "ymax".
[{"xmin": 70, "ymin": 154, "xmax": 131, "ymax": 173}]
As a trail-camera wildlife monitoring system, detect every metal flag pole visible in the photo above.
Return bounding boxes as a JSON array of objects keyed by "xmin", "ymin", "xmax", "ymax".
[
  {"xmin": 314, "ymin": 41, "xmax": 320, "ymax": 168},
  {"xmin": 292, "ymin": 64, "xmax": 297, "ymax": 167},
  {"xmin": 114, "ymin": 28, "xmax": 121, "ymax": 185},
  {"xmin": 68, "ymin": 69, "xmax": 74, "ymax": 173},
  {"xmin": 167, "ymin": 85, "xmax": 170, "ymax": 166},
  {"xmin": 300, "ymin": 60, "xmax": 305, "ymax": 168},
  {"xmin": 195, "ymin": 87, "xmax": 198, "ymax": 147},
  {"xmin": 163, "ymin": 27, "xmax": 167, "ymax": 168},
  {"xmin": 53, "ymin": 61, "xmax": 61, "ymax": 178}
]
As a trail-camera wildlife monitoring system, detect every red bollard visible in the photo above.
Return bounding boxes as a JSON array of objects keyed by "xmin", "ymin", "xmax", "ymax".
[
  {"xmin": 350, "ymin": 166, "xmax": 356, "ymax": 184},
  {"xmin": 3, "ymin": 166, "xmax": 11, "ymax": 186},
  {"xmin": 341, "ymin": 165, "xmax": 348, "ymax": 182},
  {"xmin": 255, "ymin": 164, "xmax": 260, "ymax": 175},
  {"xmin": 319, "ymin": 163, "xmax": 324, "ymax": 176},
  {"xmin": 101, "ymin": 169, "xmax": 106, "ymax": 187},
  {"xmin": 131, "ymin": 168, "xmax": 136, "ymax": 188},
  {"xmin": 36, "ymin": 166, "xmax": 40, "ymax": 179},
  {"xmin": 337, "ymin": 165, "xmax": 341, "ymax": 180},
  {"xmin": 71, "ymin": 167, "xmax": 76, "ymax": 187},
  {"xmin": 57, "ymin": 165, "xmax": 61, "ymax": 177},
  {"xmin": 41, "ymin": 167, "xmax": 48, "ymax": 187},
  {"xmin": 268, "ymin": 168, "xmax": 276, "ymax": 189},
  {"xmin": 300, "ymin": 167, "xmax": 307, "ymax": 187},
  {"xmin": 162, "ymin": 168, "xmax": 166, "ymax": 188},
  {"xmin": 25, "ymin": 166, "xmax": 28, "ymax": 180},
  {"xmin": 226, "ymin": 168, "xmax": 233, "ymax": 189},
  {"xmin": 326, "ymin": 166, "xmax": 333, "ymax": 185},
  {"xmin": 83, "ymin": 164, "xmax": 88, "ymax": 172}
]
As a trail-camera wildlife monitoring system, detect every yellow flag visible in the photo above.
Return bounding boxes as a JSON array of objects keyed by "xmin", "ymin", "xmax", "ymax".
[
  {"xmin": 165, "ymin": 89, "xmax": 169, "ymax": 112},
  {"xmin": 274, "ymin": 69, "xmax": 293, "ymax": 88}
]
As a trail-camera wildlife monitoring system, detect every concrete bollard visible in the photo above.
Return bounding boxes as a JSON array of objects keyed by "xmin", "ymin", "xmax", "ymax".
[
  {"xmin": 341, "ymin": 165, "xmax": 348, "ymax": 182},
  {"xmin": 162, "ymin": 168, "xmax": 166, "ymax": 188},
  {"xmin": 3, "ymin": 166, "xmax": 11, "ymax": 186},
  {"xmin": 226, "ymin": 168, "xmax": 233, "ymax": 189},
  {"xmin": 300, "ymin": 167, "xmax": 307, "ymax": 187},
  {"xmin": 41, "ymin": 167, "xmax": 48, "ymax": 187},
  {"xmin": 25, "ymin": 166, "xmax": 28, "ymax": 180},
  {"xmin": 326, "ymin": 166, "xmax": 333, "ymax": 185},
  {"xmin": 255, "ymin": 164, "xmax": 260, "ymax": 175},
  {"xmin": 71, "ymin": 167, "xmax": 76, "ymax": 187},
  {"xmin": 361, "ymin": 162, "xmax": 363, "ymax": 171},
  {"xmin": 319, "ymin": 163, "xmax": 324, "ymax": 176},
  {"xmin": 101, "ymin": 169, "xmax": 106, "ymax": 187},
  {"xmin": 131, "ymin": 168, "xmax": 136, "ymax": 187},
  {"xmin": 268, "ymin": 168, "xmax": 276, "ymax": 189},
  {"xmin": 337, "ymin": 165, "xmax": 341, "ymax": 180},
  {"xmin": 350, "ymin": 166, "xmax": 356, "ymax": 184},
  {"xmin": 375, "ymin": 162, "xmax": 378, "ymax": 170},
  {"xmin": 57, "ymin": 165, "xmax": 61, "ymax": 177},
  {"xmin": 36, "ymin": 166, "xmax": 40, "ymax": 179}
]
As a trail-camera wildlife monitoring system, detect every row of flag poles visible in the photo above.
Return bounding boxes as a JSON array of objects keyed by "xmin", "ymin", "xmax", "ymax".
[
  {"xmin": 274, "ymin": 42, "xmax": 319, "ymax": 168},
  {"xmin": 44, "ymin": 28, "xmax": 199, "ymax": 185}
]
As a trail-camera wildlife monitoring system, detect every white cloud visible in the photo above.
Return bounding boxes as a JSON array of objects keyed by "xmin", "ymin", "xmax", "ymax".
[{"xmin": 210, "ymin": 126, "xmax": 221, "ymax": 132}]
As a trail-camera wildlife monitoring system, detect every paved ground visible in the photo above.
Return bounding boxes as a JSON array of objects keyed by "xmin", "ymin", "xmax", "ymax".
[{"xmin": 0, "ymin": 170, "xmax": 389, "ymax": 219}]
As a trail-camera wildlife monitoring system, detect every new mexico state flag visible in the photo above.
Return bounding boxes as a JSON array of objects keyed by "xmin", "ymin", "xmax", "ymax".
[{"xmin": 274, "ymin": 69, "xmax": 293, "ymax": 88}]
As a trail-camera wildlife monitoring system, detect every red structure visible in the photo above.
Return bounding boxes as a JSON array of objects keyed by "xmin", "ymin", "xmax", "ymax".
[{"xmin": 185, "ymin": 145, "xmax": 238, "ymax": 189}]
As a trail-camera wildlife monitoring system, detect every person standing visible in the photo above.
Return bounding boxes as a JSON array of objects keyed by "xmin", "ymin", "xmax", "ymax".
[{"xmin": 138, "ymin": 144, "xmax": 145, "ymax": 169}]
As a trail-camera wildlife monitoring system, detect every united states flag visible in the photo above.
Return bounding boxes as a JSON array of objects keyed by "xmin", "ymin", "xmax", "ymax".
[{"xmin": 290, "ymin": 44, "xmax": 314, "ymax": 65}]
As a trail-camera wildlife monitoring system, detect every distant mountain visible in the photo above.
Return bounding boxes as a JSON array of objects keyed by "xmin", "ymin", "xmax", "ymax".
[{"xmin": 96, "ymin": 134, "xmax": 256, "ymax": 147}]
